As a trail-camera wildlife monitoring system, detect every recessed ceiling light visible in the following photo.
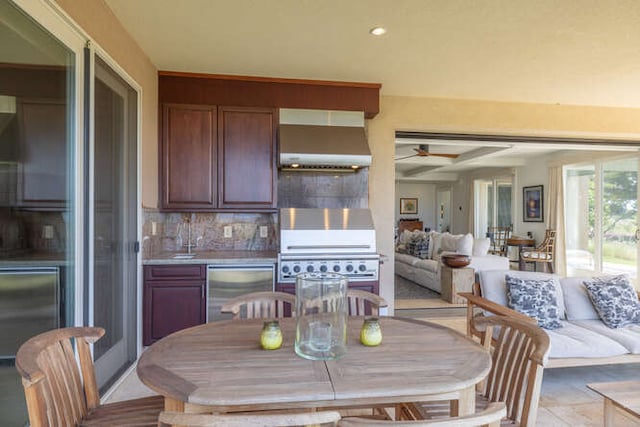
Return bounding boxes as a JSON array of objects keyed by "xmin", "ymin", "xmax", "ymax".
[
  {"xmin": 369, "ymin": 27, "xmax": 387, "ymax": 36},
  {"xmin": 291, "ymin": 164, "xmax": 299, "ymax": 168}
]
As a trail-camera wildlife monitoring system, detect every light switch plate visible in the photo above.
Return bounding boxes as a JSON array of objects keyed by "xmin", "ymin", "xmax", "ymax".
[
  {"xmin": 259, "ymin": 226, "xmax": 268, "ymax": 238},
  {"xmin": 43, "ymin": 225, "xmax": 54, "ymax": 239},
  {"xmin": 224, "ymin": 225, "xmax": 232, "ymax": 238}
]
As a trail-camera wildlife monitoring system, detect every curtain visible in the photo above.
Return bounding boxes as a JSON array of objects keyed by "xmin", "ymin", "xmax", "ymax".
[
  {"xmin": 547, "ymin": 166, "xmax": 566, "ymax": 276},
  {"xmin": 468, "ymin": 180, "xmax": 475, "ymax": 236}
]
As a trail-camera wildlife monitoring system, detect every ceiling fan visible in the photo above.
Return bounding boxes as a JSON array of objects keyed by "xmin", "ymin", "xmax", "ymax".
[{"xmin": 395, "ymin": 144, "xmax": 460, "ymax": 161}]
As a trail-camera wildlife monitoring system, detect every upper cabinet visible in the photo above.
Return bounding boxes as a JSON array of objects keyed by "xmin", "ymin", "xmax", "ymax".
[
  {"xmin": 218, "ymin": 106, "xmax": 276, "ymax": 209},
  {"xmin": 17, "ymin": 99, "xmax": 67, "ymax": 209},
  {"xmin": 161, "ymin": 103, "xmax": 277, "ymax": 211},
  {"xmin": 162, "ymin": 104, "xmax": 217, "ymax": 210}
]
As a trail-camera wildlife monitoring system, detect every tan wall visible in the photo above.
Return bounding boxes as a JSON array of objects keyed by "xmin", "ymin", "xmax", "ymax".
[
  {"xmin": 55, "ymin": 0, "xmax": 159, "ymax": 208},
  {"xmin": 369, "ymin": 95, "xmax": 640, "ymax": 312}
]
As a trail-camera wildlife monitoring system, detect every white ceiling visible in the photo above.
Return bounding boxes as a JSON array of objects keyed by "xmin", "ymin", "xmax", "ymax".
[{"xmin": 103, "ymin": 0, "xmax": 640, "ymax": 181}]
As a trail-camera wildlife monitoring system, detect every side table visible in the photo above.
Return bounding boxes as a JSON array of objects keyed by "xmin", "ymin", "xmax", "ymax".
[{"xmin": 441, "ymin": 265, "xmax": 475, "ymax": 304}]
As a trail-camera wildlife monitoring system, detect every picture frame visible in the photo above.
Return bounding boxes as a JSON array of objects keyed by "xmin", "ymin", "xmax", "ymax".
[
  {"xmin": 400, "ymin": 198, "xmax": 418, "ymax": 214},
  {"xmin": 523, "ymin": 185, "xmax": 543, "ymax": 222}
]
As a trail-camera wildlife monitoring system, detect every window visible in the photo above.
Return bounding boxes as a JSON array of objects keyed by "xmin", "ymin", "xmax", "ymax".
[
  {"xmin": 474, "ymin": 177, "xmax": 513, "ymax": 238},
  {"xmin": 564, "ymin": 156, "xmax": 639, "ymax": 284}
]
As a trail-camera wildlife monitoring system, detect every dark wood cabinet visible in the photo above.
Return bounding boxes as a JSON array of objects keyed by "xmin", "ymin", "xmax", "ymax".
[
  {"xmin": 17, "ymin": 99, "xmax": 67, "ymax": 208},
  {"xmin": 161, "ymin": 104, "xmax": 217, "ymax": 210},
  {"xmin": 218, "ymin": 106, "xmax": 276, "ymax": 209},
  {"xmin": 160, "ymin": 103, "xmax": 276, "ymax": 211},
  {"xmin": 143, "ymin": 264, "xmax": 207, "ymax": 345}
]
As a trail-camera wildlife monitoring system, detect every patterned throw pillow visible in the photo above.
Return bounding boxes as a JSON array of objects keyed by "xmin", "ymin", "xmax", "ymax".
[
  {"xmin": 583, "ymin": 275, "xmax": 640, "ymax": 329},
  {"xmin": 413, "ymin": 238, "xmax": 429, "ymax": 259},
  {"xmin": 505, "ymin": 275, "xmax": 563, "ymax": 330}
]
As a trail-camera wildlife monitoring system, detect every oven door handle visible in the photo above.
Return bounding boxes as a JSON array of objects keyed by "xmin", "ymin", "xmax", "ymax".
[{"xmin": 285, "ymin": 245, "xmax": 372, "ymax": 250}]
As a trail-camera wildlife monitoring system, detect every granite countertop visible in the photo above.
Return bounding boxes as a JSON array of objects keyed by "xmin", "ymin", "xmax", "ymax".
[{"xmin": 143, "ymin": 250, "xmax": 278, "ymax": 265}]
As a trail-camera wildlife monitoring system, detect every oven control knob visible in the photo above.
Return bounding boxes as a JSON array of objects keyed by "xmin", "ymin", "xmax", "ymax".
[
  {"xmin": 282, "ymin": 265, "xmax": 290, "ymax": 274},
  {"xmin": 333, "ymin": 265, "xmax": 341, "ymax": 272},
  {"xmin": 306, "ymin": 265, "xmax": 314, "ymax": 272},
  {"xmin": 359, "ymin": 264, "xmax": 367, "ymax": 272},
  {"xmin": 320, "ymin": 265, "xmax": 328, "ymax": 272},
  {"xmin": 346, "ymin": 265, "xmax": 354, "ymax": 272},
  {"xmin": 293, "ymin": 265, "xmax": 301, "ymax": 273}
]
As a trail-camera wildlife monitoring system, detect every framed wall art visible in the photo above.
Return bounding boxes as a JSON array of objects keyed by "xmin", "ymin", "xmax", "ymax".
[
  {"xmin": 400, "ymin": 198, "xmax": 418, "ymax": 214},
  {"xmin": 523, "ymin": 185, "xmax": 543, "ymax": 222}
]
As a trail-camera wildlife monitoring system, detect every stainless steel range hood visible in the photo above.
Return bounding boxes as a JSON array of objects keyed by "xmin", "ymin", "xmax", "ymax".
[{"xmin": 279, "ymin": 109, "xmax": 371, "ymax": 170}]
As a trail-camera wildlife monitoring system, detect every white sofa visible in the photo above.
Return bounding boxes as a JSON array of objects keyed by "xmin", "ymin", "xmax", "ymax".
[
  {"xmin": 463, "ymin": 269, "xmax": 640, "ymax": 368},
  {"xmin": 394, "ymin": 230, "xmax": 510, "ymax": 293}
]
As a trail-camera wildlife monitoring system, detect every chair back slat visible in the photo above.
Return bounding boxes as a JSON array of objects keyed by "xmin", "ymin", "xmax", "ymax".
[
  {"xmin": 487, "ymin": 225, "xmax": 512, "ymax": 256},
  {"xmin": 346, "ymin": 289, "xmax": 388, "ymax": 316},
  {"xmin": 473, "ymin": 316, "xmax": 550, "ymax": 427},
  {"xmin": 16, "ymin": 327, "xmax": 105, "ymax": 427},
  {"xmin": 221, "ymin": 291, "xmax": 296, "ymax": 319}
]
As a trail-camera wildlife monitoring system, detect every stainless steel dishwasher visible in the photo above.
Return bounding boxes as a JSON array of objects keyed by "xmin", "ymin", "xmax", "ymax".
[
  {"xmin": 207, "ymin": 264, "xmax": 275, "ymax": 321},
  {"xmin": 0, "ymin": 267, "xmax": 60, "ymax": 359}
]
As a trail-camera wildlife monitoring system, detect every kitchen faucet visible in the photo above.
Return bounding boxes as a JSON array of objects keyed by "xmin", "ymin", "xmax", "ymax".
[{"xmin": 183, "ymin": 215, "xmax": 198, "ymax": 254}]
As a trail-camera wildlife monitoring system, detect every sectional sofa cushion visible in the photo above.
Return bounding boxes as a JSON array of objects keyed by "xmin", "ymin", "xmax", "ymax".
[
  {"xmin": 544, "ymin": 321, "xmax": 630, "ymax": 358},
  {"xmin": 573, "ymin": 320, "xmax": 640, "ymax": 354},
  {"xmin": 560, "ymin": 277, "xmax": 600, "ymax": 320},
  {"xmin": 583, "ymin": 275, "xmax": 640, "ymax": 328},
  {"xmin": 506, "ymin": 275, "xmax": 563, "ymax": 330}
]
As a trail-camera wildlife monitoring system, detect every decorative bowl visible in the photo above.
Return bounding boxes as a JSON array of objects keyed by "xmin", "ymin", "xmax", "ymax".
[{"xmin": 441, "ymin": 254, "xmax": 471, "ymax": 268}]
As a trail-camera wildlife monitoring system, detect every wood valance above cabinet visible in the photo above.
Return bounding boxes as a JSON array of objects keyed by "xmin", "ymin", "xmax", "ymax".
[{"xmin": 159, "ymin": 71, "xmax": 381, "ymax": 119}]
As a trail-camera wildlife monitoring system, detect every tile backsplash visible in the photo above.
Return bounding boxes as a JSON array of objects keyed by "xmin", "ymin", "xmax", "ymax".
[
  {"xmin": 142, "ymin": 210, "xmax": 278, "ymax": 257},
  {"xmin": 277, "ymin": 169, "xmax": 368, "ymax": 208}
]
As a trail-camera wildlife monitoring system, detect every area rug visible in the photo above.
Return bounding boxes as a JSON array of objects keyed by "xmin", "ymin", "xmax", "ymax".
[{"xmin": 394, "ymin": 275, "xmax": 440, "ymax": 299}]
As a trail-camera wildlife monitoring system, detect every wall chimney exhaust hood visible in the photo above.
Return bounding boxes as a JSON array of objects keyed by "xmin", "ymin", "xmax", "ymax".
[{"xmin": 279, "ymin": 109, "xmax": 371, "ymax": 170}]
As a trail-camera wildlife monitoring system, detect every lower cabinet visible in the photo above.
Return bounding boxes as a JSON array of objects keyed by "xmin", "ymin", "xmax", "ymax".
[{"xmin": 143, "ymin": 264, "xmax": 207, "ymax": 345}]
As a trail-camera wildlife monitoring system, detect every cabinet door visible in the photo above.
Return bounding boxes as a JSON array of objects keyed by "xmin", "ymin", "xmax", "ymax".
[
  {"xmin": 144, "ymin": 281, "xmax": 206, "ymax": 345},
  {"xmin": 162, "ymin": 104, "xmax": 217, "ymax": 210},
  {"xmin": 17, "ymin": 99, "xmax": 67, "ymax": 208},
  {"xmin": 218, "ymin": 106, "xmax": 276, "ymax": 209}
]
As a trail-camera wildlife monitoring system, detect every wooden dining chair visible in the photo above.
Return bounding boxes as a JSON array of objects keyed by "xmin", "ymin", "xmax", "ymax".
[
  {"xmin": 158, "ymin": 410, "xmax": 342, "ymax": 426},
  {"xmin": 221, "ymin": 291, "xmax": 296, "ymax": 319},
  {"xmin": 347, "ymin": 289, "xmax": 388, "ymax": 316},
  {"xmin": 340, "ymin": 402, "xmax": 506, "ymax": 426},
  {"xmin": 15, "ymin": 327, "xmax": 163, "ymax": 427},
  {"xmin": 398, "ymin": 316, "xmax": 550, "ymax": 427},
  {"xmin": 520, "ymin": 229, "xmax": 556, "ymax": 273},
  {"xmin": 486, "ymin": 225, "xmax": 512, "ymax": 257}
]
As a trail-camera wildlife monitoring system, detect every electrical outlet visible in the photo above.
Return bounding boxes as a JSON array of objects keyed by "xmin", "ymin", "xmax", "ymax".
[
  {"xmin": 259, "ymin": 226, "xmax": 268, "ymax": 238},
  {"xmin": 224, "ymin": 225, "xmax": 232, "ymax": 238},
  {"xmin": 151, "ymin": 221, "xmax": 157, "ymax": 236},
  {"xmin": 43, "ymin": 225, "xmax": 54, "ymax": 239}
]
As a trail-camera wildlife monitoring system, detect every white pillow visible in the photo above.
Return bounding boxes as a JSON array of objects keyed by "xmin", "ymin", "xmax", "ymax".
[
  {"xmin": 429, "ymin": 232, "xmax": 443, "ymax": 260},
  {"xmin": 440, "ymin": 232, "xmax": 457, "ymax": 252},
  {"xmin": 456, "ymin": 233, "xmax": 473, "ymax": 256},
  {"xmin": 473, "ymin": 237, "xmax": 491, "ymax": 257}
]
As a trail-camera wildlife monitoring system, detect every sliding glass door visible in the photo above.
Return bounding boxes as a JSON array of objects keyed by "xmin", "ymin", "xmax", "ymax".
[
  {"xmin": 92, "ymin": 55, "xmax": 138, "ymax": 389},
  {"xmin": 0, "ymin": 1, "xmax": 83, "ymax": 424},
  {"xmin": 565, "ymin": 157, "xmax": 639, "ymax": 285}
]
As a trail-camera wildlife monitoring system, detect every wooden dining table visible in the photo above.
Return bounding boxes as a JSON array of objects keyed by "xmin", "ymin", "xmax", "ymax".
[{"xmin": 137, "ymin": 316, "xmax": 491, "ymax": 417}]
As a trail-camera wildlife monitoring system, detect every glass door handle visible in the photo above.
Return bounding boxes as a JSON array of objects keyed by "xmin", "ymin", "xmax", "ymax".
[{"xmin": 635, "ymin": 228, "xmax": 640, "ymax": 241}]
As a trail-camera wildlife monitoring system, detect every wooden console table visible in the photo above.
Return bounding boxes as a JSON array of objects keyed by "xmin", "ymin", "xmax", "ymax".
[{"xmin": 441, "ymin": 265, "xmax": 474, "ymax": 304}]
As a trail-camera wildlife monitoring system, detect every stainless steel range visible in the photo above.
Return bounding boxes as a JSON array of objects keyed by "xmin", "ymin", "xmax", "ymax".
[{"xmin": 277, "ymin": 208, "xmax": 379, "ymax": 286}]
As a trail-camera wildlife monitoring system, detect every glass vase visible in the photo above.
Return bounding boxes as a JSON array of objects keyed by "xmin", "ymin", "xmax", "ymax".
[{"xmin": 295, "ymin": 272, "xmax": 348, "ymax": 360}]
